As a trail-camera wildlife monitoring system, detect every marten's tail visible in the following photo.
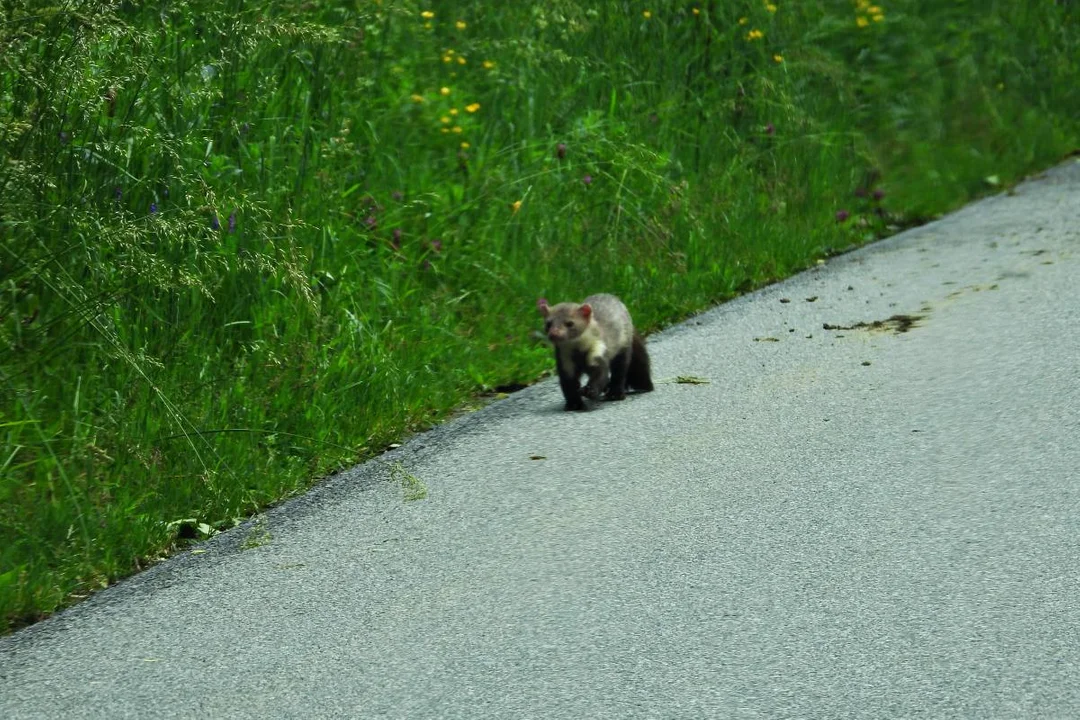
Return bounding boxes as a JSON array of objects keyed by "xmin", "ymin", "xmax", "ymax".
[{"xmin": 627, "ymin": 332, "xmax": 654, "ymax": 392}]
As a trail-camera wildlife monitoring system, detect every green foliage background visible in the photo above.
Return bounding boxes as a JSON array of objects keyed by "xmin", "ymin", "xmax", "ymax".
[{"xmin": 1, "ymin": 0, "xmax": 1077, "ymax": 630}]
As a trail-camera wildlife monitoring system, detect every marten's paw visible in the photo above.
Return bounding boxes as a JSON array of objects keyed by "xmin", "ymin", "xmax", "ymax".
[
  {"xmin": 582, "ymin": 384, "xmax": 603, "ymax": 401},
  {"xmin": 604, "ymin": 389, "xmax": 627, "ymax": 401},
  {"xmin": 564, "ymin": 397, "xmax": 587, "ymax": 412}
]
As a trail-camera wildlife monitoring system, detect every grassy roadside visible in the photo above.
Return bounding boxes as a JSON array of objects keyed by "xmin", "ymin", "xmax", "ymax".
[{"xmin": 1, "ymin": 0, "xmax": 1077, "ymax": 632}]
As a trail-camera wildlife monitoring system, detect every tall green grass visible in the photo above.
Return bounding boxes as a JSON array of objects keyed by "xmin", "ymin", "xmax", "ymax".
[{"xmin": 1, "ymin": 0, "xmax": 1077, "ymax": 631}]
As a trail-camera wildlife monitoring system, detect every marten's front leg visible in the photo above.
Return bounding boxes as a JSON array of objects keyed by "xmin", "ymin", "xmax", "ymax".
[
  {"xmin": 557, "ymin": 350, "xmax": 587, "ymax": 411},
  {"xmin": 604, "ymin": 347, "xmax": 630, "ymax": 401},
  {"xmin": 582, "ymin": 357, "xmax": 610, "ymax": 400}
]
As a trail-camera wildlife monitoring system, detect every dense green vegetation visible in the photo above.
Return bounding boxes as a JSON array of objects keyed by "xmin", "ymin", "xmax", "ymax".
[{"xmin": 1, "ymin": 0, "xmax": 1077, "ymax": 631}]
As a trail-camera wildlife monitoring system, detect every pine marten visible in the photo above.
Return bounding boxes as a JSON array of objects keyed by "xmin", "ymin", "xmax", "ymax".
[{"xmin": 538, "ymin": 293, "xmax": 654, "ymax": 411}]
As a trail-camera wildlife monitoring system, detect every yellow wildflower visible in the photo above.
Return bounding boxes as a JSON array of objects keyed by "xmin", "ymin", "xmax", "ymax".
[
  {"xmin": 856, "ymin": 16, "xmax": 869, "ymax": 27},
  {"xmin": 746, "ymin": 29, "xmax": 764, "ymax": 40},
  {"xmin": 738, "ymin": 16, "xmax": 748, "ymax": 25},
  {"xmin": 421, "ymin": 11, "xmax": 434, "ymax": 19},
  {"xmin": 643, "ymin": 10, "xmax": 651, "ymax": 19},
  {"xmin": 440, "ymin": 127, "xmax": 449, "ymax": 134},
  {"xmin": 873, "ymin": 13, "xmax": 885, "ymax": 22},
  {"xmin": 410, "ymin": 94, "xmax": 425, "ymax": 103},
  {"xmin": 692, "ymin": 7, "xmax": 700, "ymax": 15},
  {"xmin": 456, "ymin": 20, "xmax": 467, "ymax": 29},
  {"xmin": 440, "ymin": 87, "xmax": 451, "ymax": 96},
  {"xmin": 482, "ymin": 60, "xmax": 496, "ymax": 69},
  {"xmin": 442, "ymin": 55, "xmax": 452, "ymax": 63},
  {"xmin": 465, "ymin": 103, "xmax": 481, "ymax": 113},
  {"xmin": 773, "ymin": 54, "xmax": 783, "ymax": 63},
  {"xmin": 424, "ymin": 22, "xmax": 432, "ymax": 29},
  {"xmin": 460, "ymin": 142, "xmax": 470, "ymax": 149},
  {"xmin": 867, "ymin": 5, "xmax": 881, "ymax": 12},
  {"xmin": 440, "ymin": 116, "xmax": 451, "ymax": 124},
  {"xmin": 449, "ymin": 108, "xmax": 459, "ymax": 116},
  {"xmin": 765, "ymin": 3, "xmax": 777, "ymax": 13},
  {"xmin": 511, "ymin": 200, "xmax": 522, "ymax": 213},
  {"xmin": 457, "ymin": 56, "xmax": 466, "ymax": 65},
  {"xmin": 451, "ymin": 126, "xmax": 463, "ymax": 133}
]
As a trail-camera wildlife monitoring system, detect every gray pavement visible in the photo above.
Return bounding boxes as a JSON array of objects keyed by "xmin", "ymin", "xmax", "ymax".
[{"xmin": 2, "ymin": 160, "xmax": 1079, "ymax": 719}]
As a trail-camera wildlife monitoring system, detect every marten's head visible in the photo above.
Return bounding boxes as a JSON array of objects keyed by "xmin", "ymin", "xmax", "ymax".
[{"xmin": 537, "ymin": 298, "xmax": 592, "ymax": 344}]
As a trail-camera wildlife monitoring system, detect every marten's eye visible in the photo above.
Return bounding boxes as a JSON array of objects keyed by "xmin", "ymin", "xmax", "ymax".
[
  {"xmin": 544, "ymin": 321, "xmax": 553, "ymax": 331},
  {"xmin": 565, "ymin": 321, "xmax": 575, "ymax": 328}
]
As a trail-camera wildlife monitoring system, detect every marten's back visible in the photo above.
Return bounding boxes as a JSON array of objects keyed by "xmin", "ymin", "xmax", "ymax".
[{"xmin": 582, "ymin": 293, "xmax": 634, "ymax": 356}]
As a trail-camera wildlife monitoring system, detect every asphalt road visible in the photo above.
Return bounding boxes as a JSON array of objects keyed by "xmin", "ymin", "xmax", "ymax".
[{"xmin": 2, "ymin": 161, "xmax": 1078, "ymax": 719}]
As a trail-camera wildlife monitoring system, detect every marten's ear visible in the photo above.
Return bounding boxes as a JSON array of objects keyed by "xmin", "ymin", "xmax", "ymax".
[
  {"xmin": 537, "ymin": 298, "xmax": 550, "ymax": 316},
  {"xmin": 579, "ymin": 303, "xmax": 592, "ymax": 320}
]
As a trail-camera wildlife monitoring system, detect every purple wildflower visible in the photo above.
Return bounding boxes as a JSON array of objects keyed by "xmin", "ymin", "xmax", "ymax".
[
  {"xmin": 765, "ymin": 123, "xmax": 776, "ymax": 136},
  {"xmin": 430, "ymin": 238, "xmax": 442, "ymax": 253},
  {"xmin": 556, "ymin": 143, "xmax": 567, "ymax": 159},
  {"xmin": 114, "ymin": 186, "xmax": 122, "ymax": 201},
  {"xmin": 390, "ymin": 228, "xmax": 402, "ymax": 250},
  {"xmin": 835, "ymin": 209, "xmax": 850, "ymax": 223},
  {"xmin": 391, "ymin": 190, "xmax": 404, "ymax": 202},
  {"xmin": 228, "ymin": 211, "xmax": 236, "ymax": 233},
  {"xmin": 149, "ymin": 203, "xmax": 158, "ymax": 214},
  {"xmin": 58, "ymin": 131, "xmax": 70, "ymax": 144},
  {"xmin": 872, "ymin": 189, "xmax": 885, "ymax": 201},
  {"xmin": 211, "ymin": 214, "xmax": 221, "ymax": 230},
  {"xmin": 364, "ymin": 215, "xmax": 378, "ymax": 231},
  {"xmin": 582, "ymin": 174, "xmax": 593, "ymax": 185}
]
